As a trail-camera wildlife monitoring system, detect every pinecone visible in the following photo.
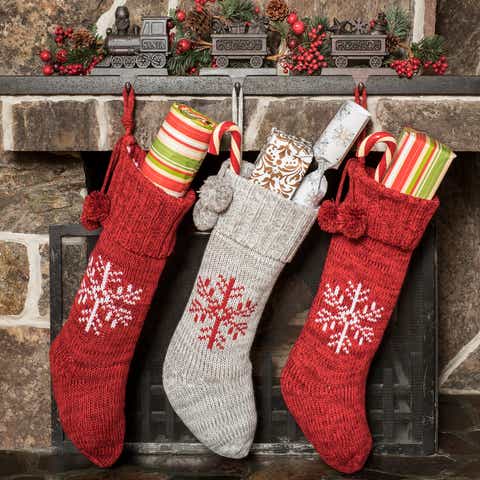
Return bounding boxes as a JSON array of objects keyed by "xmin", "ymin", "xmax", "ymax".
[
  {"xmin": 72, "ymin": 28, "xmax": 96, "ymax": 49},
  {"xmin": 386, "ymin": 33, "xmax": 400, "ymax": 53},
  {"xmin": 185, "ymin": 8, "xmax": 213, "ymax": 41},
  {"xmin": 265, "ymin": 0, "xmax": 289, "ymax": 21}
]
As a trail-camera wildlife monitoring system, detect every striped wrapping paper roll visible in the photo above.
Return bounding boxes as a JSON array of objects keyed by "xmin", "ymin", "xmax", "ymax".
[
  {"xmin": 141, "ymin": 103, "xmax": 216, "ymax": 197},
  {"xmin": 380, "ymin": 128, "xmax": 456, "ymax": 200}
]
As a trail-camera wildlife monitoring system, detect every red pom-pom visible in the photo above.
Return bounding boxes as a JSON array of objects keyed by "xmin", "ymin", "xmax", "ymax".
[
  {"xmin": 318, "ymin": 201, "xmax": 367, "ymax": 239},
  {"xmin": 81, "ymin": 191, "xmax": 110, "ymax": 230},
  {"xmin": 317, "ymin": 200, "xmax": 338, "ymax": 233}
]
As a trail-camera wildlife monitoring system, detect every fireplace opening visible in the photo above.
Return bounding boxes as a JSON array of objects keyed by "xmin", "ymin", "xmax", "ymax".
[{"xmin": 50, "ymin": 151, "xmax": 437, "ymax": 456}]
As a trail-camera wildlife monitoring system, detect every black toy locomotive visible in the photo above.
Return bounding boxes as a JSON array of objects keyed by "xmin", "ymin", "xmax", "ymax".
[{"xmin": 98, "ymin": 7, "xmax": 170, "ymax": 69}]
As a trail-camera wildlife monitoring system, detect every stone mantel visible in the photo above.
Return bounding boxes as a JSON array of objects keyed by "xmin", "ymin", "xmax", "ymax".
[{"xmin": 1, "ymin": 75, "xmax": 479, "ymax": 152}]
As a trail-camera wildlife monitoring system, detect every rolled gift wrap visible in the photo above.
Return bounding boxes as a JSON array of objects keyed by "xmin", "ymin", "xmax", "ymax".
[
  {"xmin": 141, "ymin": 103, "xmax": 216, "ymax": 197},
  {"xmin": 250, "ymin": 128, "xmax": 314, "ymax": 200},
  {"xmin": 380, "ymin": 128, "xmax": 456, "ymax": 199},
  {"xmin": 313, "ymin": 100, "xmax": 371, "ymax": 172},
  {"xmin": 292, "ymin": 101, "xmax": 370, "ymax": 208},
  {"xmin": 292, "ymin": 167, "xmax": 329, "ymax": 208}
]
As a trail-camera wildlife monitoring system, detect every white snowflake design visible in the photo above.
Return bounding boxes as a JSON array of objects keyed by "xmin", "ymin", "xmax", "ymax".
[
  {"xmin": 76, "ymin": 254, "xmax": 143, "ymax": 336},
  {"xmin": 315, "ymin": 281, "xmax": 384, "ymax": 354}
]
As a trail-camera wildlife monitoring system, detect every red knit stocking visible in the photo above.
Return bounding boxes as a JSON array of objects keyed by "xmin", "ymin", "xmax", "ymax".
[
  {"xmin": 281, "ymin": 158, "xmax": 438, "ymax": 474},
  {"xmin": 49, "ymin": 88, "xmax": 194, "ymax": 467}
]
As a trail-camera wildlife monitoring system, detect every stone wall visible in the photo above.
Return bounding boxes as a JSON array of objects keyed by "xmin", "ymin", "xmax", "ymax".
[
  {"xmin": 3, "ymin": 0, "xmax": 479, "ymax": 75},
  {"xmin": 0, "ymin": 153, "xmax": 85, "ymax": 448},
  {"xmin": 1, "ymin": 95, "xmax": 479, "ymax": 152}
]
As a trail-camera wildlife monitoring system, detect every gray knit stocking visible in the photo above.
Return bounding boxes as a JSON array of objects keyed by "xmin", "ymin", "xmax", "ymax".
[{"xmin": 163, "ymin": 163, "xmax": 317, "ymax": 458}]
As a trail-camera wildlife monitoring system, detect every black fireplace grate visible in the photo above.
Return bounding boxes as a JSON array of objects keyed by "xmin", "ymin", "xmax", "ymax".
[{"xmin": 50, "ymin": 218, "xmax": 437, "ymax": 457}]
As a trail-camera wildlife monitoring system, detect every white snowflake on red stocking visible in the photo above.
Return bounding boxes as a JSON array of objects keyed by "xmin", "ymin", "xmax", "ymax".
[
  {"xmin": 76, "ymin": 254, "xmax": 143, "ymax": 336},
  {"xmin": 315, "ymin": 280, "xmax": 384, "ymax": 354}
]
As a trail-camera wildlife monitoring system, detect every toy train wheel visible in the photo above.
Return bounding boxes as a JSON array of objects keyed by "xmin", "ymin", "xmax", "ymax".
[
  {"xmin": 96, "ymin": 56, "xmax": 112, "ymax": 68},
  {"xmin": 124, "ymin": 56, "xmax": 136, "ymax": 69},
  {"xmin": 111, "ymin": 56, "xmax": 124, "ymax": 68},
  {"xmin": 250, "ymin": 56, "xmax": 264, "ymax": 68},
  {"xmin": 216, "ymin": 56, "xmax": 229, "ymax": 68},
  {"xmin": 136, "ymin": 54, "xmax": 151, "ymax": 68},
  {"xmin": 369, "ymin": 56, "xmax": 383, "ymax": 68},
  {"xmin": 151, "ymin": 53, "xmax": 167, "ymax": 69},
  {"xmin": 334, "ymin": 56, "xmax": 348, "ymax": 68}
]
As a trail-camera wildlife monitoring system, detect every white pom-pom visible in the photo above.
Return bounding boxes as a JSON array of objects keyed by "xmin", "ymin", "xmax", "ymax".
[
  {"xmin": 198, "ymin": 176, "xmax": 233, "ymax": 214},
  {"xmin": 193, "ymin": 200, "xmax": 219, "ymax": 231}
]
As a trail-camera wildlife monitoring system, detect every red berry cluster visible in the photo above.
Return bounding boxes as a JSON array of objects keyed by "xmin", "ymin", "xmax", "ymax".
[
  {"xmin": 39, "ymin": 25, "xmax": 103, "ymax": 76},
  {"xmin": 424, "ymin": 55, "xmax": 448, "ymax": 75},
  {"xmin": 54, "ymin": 25, "xmax": 74, "ymax": 45},
  {"xmin": 390, "ymin": 57, "xmax": 422, "ymax": 78},
  {"xmin": 284, "ymin": 25, "xmax": 328, "ymax": 75}
]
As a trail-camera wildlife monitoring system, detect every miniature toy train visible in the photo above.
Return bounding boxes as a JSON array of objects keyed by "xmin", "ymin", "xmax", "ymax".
[
  {"xmin": 99, "ymin": 16, "xmax": 170, "ymax": 69},
  {"xmin": 211, "ymin": 19, "xmax": 268, "ymax": 68},
  {"xmin": 331, "ymin": 34, "xmax": 388, "ymax": 68},
  {"xmin": 211, "ymin": 33, "xmax": 268, "ymax": 68}
]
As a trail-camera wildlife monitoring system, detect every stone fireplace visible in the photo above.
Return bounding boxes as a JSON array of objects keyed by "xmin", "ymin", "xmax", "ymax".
[
  {"xmin": 1, "ymin": 76, "xmax": 479, "ymax": 456},
  {"xmin": 1, "ymin": 0, "xmax": 480, "ymax": 477}
]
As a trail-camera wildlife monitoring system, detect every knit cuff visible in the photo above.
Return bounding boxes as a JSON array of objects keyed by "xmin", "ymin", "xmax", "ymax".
[
  {"xmin": 103, "ymin": 150, "xmax": 195, "ymax": 259},
  {"xmin": 215, "ymin": 167, "xmax": 317, "ymax": 263},
  {"xmin": 347, "ymin": 159, "xmax": 439, "ymax": 251}
]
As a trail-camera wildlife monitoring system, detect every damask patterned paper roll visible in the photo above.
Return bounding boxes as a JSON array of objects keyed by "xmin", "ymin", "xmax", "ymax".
[
  {"xmin": 250, "ymin": 128, "xmax": 314, "ymax": 200},
  {"xmin": 141, "ymin": 103, "xmax": 216, "ymax": 197}
]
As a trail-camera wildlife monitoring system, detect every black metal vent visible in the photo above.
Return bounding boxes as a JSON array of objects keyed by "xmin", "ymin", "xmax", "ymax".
[{"xmin": 50, "ymin": 218, "xmax": 437, "ymax": 456}]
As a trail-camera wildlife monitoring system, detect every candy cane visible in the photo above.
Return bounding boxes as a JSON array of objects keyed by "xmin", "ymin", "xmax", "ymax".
[
  {"xmin": 208, "ymin": 121, "xmax": 242, "ymax": 175},
  {"xmin": 357, "ymin": 131, "xmax": 397, "ymax": 182}
]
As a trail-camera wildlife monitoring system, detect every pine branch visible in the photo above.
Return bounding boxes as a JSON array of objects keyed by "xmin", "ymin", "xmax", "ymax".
[
  {"xmin": 385, "ymin": 5, "xmax": 411, "ymax": 41},
  {"xmin": 269, "ymin": 20, "xmax": 289, "ymax": 38},
  {"xmin": 411, "ymin": 34, "xmax": 446, "ymax": 62},
  {"xmin": 218, "ymin": 0, "xmax": 255, "ymax": 22},
  {"xmin": 167, "ymin": 47, "xmax": 212, "ymax": 75}
]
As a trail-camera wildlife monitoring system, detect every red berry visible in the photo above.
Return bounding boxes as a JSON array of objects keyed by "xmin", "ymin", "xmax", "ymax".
[
  {"xmin": 55, "ymin": 35, "xmax": 64, "ymax": 44},
  {"xmin": 287, "ymin": 38, "xmax": 298, "ymax": 50},
  {"xmin": 56, "ymin": 49, "xmax": 68, "ymax": 63},
  {"xmin": 292, "ymin": 20, "xmax": 305, "ymax": 35},
  {"xmin": 254, "ymin": 6, "xmax": 260, "ymax": 14},
  {"xmin": 177, "ymin": 38, "xmax": 192, "ymax": 53},
  {"xmin": 287, "ymin": 12, "xmax": 298, "ymax": 25},
  {"xmin": 39, "ymin": 50, "xmax": 52, "ymax": 62},
  {"xmin": 176, "ymin": 9, "xmax": 186, "ymax": 22},
  {"xmin": 43, "ymin": 64, "xmax": 54, "ymax": 76}
]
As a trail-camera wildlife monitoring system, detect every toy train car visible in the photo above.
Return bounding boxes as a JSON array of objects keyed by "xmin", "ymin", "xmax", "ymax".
[
  {"xmin": 211, "ymin": 33, "xmax": 268, "ymax": 68},
  {"xmin": 331, "ymin": 34, "xmax": 388, "ymax": 68},
  {"xmin": 100, "ymin": 16, "xmax": 170, "ymax": 69}
]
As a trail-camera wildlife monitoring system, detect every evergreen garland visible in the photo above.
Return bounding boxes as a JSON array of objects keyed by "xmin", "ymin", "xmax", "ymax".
[
  {"xmin": 411, "ymin": 35, "xmax": 446, "ymax": 62},
  {"xmin": 218, "ymin": 0, "xmax": 255, "ymax": 22},
  {"xmin": 167, "ymin": 47, "xmax": 212, "ymax": 75},
  {"xmin": 385, "ymin": 5, "xmax": 410, "ymax": 41}
]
